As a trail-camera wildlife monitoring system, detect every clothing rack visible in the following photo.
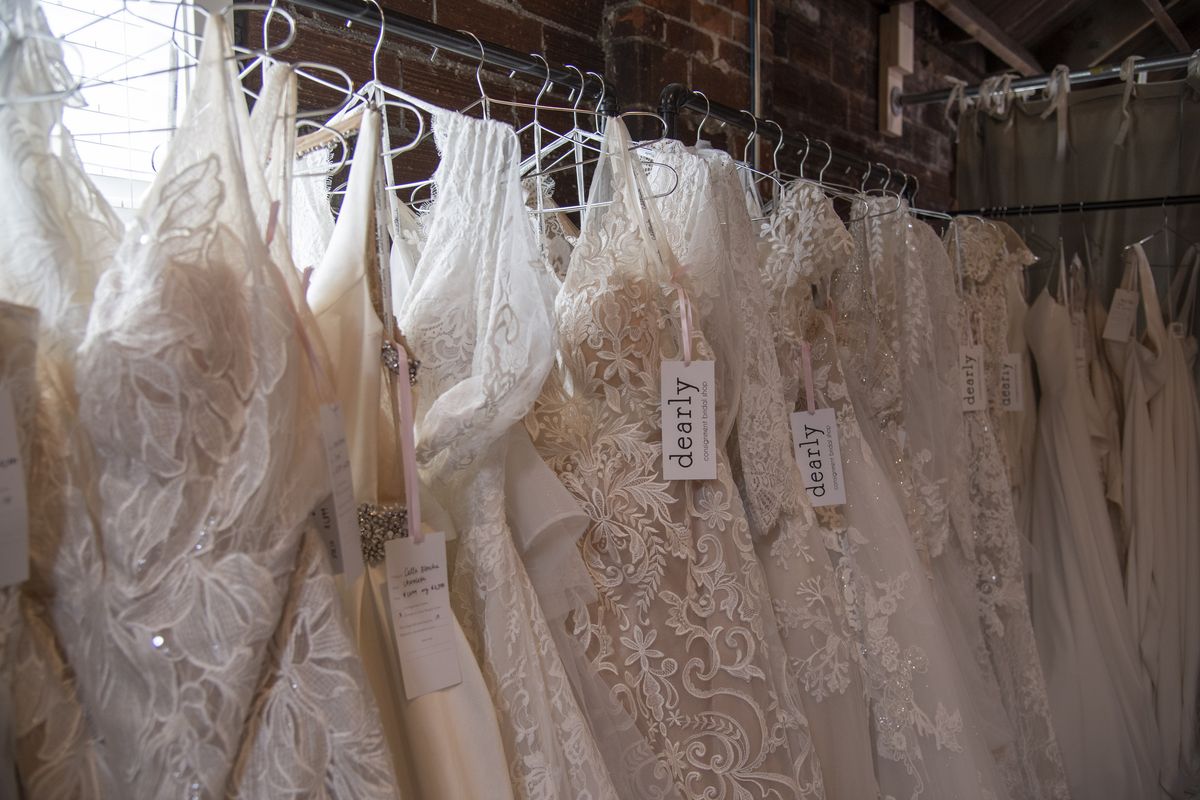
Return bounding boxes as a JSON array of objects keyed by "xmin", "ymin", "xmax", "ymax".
[
  {"xmin": 896, "ymin": 51, "xmax": 1196, "ymax": 108},
  {"xmin": 955, "ymin": 193, "xmax": 1200, "ymax": 217},
  {"xmin": 658, "ymin": 83, "xmax": 885, "ymax": 186},
  {"xmin": 286, "ymin": 0, "xmax": 612, "ymax": 109}
]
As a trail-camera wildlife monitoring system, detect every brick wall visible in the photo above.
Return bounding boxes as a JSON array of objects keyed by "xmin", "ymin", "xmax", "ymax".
[{"xmin": 279, "ymin": 0, "xmax": 984, "ymax": 209}]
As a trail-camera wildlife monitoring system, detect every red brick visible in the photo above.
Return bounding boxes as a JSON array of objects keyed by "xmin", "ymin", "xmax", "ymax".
[
  {"xmin": 690, "ymin": 57, "xmax": 748, "ymax": 108},
  {"xmin": 642, "ymin": 0, "xmax": 692, "ymax": 22},
  {"xmin": 517, "ymin": 0, "xmax": 605, "ymax": 35},
  {"xmin": 434, "ymin": 0, "xmax": 543, "ymax": 51},
  {"xmin": 609, "ymin": 5, "xmax": 666, "ymax": 40},
  {"xmin": 663, "ymin": 18, "xmax": 715, "ymax": 58},
  {"xmin": 692, "ymin": 2, "xmax": 733, "ymax": 38},
  {"xmin": 542, "ymin": 25, "xmax": 605, "ymax": 76}
]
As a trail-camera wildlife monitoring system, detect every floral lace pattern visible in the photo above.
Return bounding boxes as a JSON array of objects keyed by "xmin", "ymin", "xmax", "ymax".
[
  {"xmin": 531, "ymin": 121, "xmax": 821, "ymax": 799},
  {"xmin": 945, "ymin": 220, "xmax": 1070, "ymax": 799},
  {"xmin": 40, "ymin": 20, "xmax": 398, "ymax": 799},
  {"xmin": 399, "ymin": 110, "xmax": 619, "ymax": 800}
]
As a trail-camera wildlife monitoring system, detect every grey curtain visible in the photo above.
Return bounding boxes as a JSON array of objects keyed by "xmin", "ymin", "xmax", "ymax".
[{"xmin": 955, "ymin": 71, "xmax": 1200, "ymax": 320}]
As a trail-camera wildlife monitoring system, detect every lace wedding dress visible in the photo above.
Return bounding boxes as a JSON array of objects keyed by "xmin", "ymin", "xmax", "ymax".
[
  {"xmin": 1107, "ymin": 245, "xmax": 1200, "ymax": 797},
  {"xmin": 840, "ymin": 204, "xmax": 1021, "ymax": 795},
  {"xmin": 1025, "ymin": 279, "xmax": 1160, "ymax": 799},
  {"xmin": 42, "ymin": 19, "xmax": 398, "ymax": 797},
  {"xmin": 530, "ymin": 119, "xmax": 823, "ymax": 799},
  {"xmin": 0, "ymin": 4, "xmax": 124, "ymax": 795},
  {"xmin": 766, "ymin": 182, "xmax": 1011, "ymax": 800},
  {"xmin": 649, "ymin": 142, "xmax": 875, "ymax": 800},
  {"xmin": 397, "ymin": 109, "xmax": 620, "ymax": 800},
  {"xmin": 941, "ymin": 220, "xmax": 1070, "ymax": 800}
]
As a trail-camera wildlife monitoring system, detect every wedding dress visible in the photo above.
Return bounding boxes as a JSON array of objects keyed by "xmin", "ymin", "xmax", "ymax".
[
  {"xmin": 1025, "ymin": 275, "xmax": 1160, "ymax": 799},
  {"xmin": 530, "ymin": 120, "xmax": 823, "ymax": 799},
  {"xmin": 0, "ymin": 4, "xmax": 121, "ymax": 795},
  {"xmin": 397, "ymin": 108, "xmax": 619, "ymax": 800},
  {"xmin": 763, "ymin": 182, "xmax": 1009, "ymax": 800},
  {"xmin": 1107, "ymin": 244, "xmax": 1200, "ymax": 797},
  {"xmin": 842, "ymin": 205, "xmax": 1019, "ymax": 795},
  {"xmin": 297, "ymin": 102, "xmax": 513, "ymax": 799},
  {"xmin": 942, "ymin": 220, "xmax": 1070, "ymax": 800},
  {"xmin": 51, "ymin": 19, "xmax": 397, "ymax": 797},
  {"xmin": 665, "ymin": 144, "xmax": 876, "ymax": 800}
]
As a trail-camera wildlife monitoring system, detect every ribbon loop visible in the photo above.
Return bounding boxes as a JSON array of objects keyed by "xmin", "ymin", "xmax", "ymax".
[
  {"xmin": 800, "ymin": 341, "xmax": 815, "ymax": 414},
  {"xmin": 1115, "ymin": 55, "xmax": 1144, "ymax": 146},
  {"xmin": 1040, "ymin": 65, "xmax": 1071, "ymax": 161}
]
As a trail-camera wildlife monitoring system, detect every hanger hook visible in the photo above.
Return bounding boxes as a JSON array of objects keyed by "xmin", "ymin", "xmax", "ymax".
[
  {"xmin": 362, "ymin": 0, "xmax": 385, "ymax": 85},
  {"xmin": 817, "ymin": 139, "xmax": 832, "ymax": 183},
  {"xmin": 529, "ymin": 52, "xmax": 550, "ymax": 128},
  {"xmin": 586, "ymin": 70, "xmax": 606, "ymax": 132},
  {"xmin": 458, "ymin": 29, "xmax": 489, "ymax": 119},
  {"xmin": 911, "ymin": 174, "xmax": 920, "ymax": 204},
  {"xmin": 765, "ymin": 119, "xmax": 784, "ymax": 175},
  {"xmin": 564, "ymin": 64, "xmax": 586, "ymax": 111},
  {"xmin": 876, "ymin": 162, "xmax": 892, "ymax": 192},
  {"xmin": 798, "ymin": 133, "xmax": 810, "ymax": 178},
  {"xmin": 860, "ymin": 161, "xmax": 873, "ymax": 192},
  {"xmin": 693, "ymin": 89, "xmax": 711, "ymax": 145},
  {"xmin": 739, "ymin": 109, "xmax": 758, "ymax": 163}
]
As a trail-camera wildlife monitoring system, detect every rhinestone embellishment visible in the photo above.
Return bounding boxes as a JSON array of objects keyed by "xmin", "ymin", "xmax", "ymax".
[
  {"xmin": 381, "ymin": 341, "xmax": 420, "ymax": 386},
  {"xmin": 357, "ymin": 503, "xmax": 409, "ymax": 566}
]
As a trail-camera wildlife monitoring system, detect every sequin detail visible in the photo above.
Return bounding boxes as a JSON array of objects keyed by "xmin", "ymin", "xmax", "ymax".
[{"xmin": 357, "ymin": 503, "xmax": 409, "ymax": 566}]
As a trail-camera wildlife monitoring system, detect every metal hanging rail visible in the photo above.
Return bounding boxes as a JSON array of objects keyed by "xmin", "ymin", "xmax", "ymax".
[
  {"xmin": 955, "ymin": 193, "xmax": 1200, "ymax": 217},
  {"xmin": 286, "ymin": 0, "xmax": 611, "ymax": 107},
  {"xmin": 658, "ymin": 83, "xmax": 885, "ymax": 185},
  {"xmin": 896, "ymin": 51, "xmax": 1196, "ymax": 108}
]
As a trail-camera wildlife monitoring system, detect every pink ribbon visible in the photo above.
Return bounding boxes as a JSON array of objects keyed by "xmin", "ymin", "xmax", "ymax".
[
  {"xmin": 801, "ymin": 340, "xmax": 815, "ymax": 413},
  {"xmin": 669, "ymin": 261, "xmax": 695, "ymax": 366}
]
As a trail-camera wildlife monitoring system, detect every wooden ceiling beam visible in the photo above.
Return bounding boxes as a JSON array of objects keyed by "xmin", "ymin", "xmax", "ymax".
[
  {"xmin": 924, "ymin": 0, "xmax": 1044, "ymax": 76},
  {"xmin": 1033, "ymin": 0, "xmax": 1181, "ymax": 67},
  {"xmin": 1138, "ymin": 0, "xmax": 1191, "ymax": 52}
]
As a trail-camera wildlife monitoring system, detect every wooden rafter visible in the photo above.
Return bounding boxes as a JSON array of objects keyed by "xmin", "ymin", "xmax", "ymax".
[
  {"xmin": 924, "ymin": 0, "xmax": 1044, "ymax": 76},
  {"xmin": 1138, "ymin": 0, "xmax": 1191, "ymax": 51}
]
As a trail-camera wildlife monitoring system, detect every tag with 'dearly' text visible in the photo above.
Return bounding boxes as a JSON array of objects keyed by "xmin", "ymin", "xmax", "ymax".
[
  {"xmin": 791, "ymin": 407, "xmax": 846, "ymax": 507},
  {"xmin": 999, "ymin": 353, "xmax": 1024, "ymax": 412},
  {"xmin": 960, "ymin": 345, "xmax": 987, "ymax": 412},
  {"xmin": 1102, "ymin": 288, "xmax": 1140, "ymax": 342},
  {"xmin": 0, "ymin": 386, "xmax": 29, "ymax": 588},
  {"xmin": 385, "ymin": 531, "xmax": 461, "ymax": 700},
  {"xmin": 310, "ymin": 403, "xmax": 365, "ymax": 583},
  {"xmin": 661, "ymin": 360, "xmax": 717, "ymax": 481}
]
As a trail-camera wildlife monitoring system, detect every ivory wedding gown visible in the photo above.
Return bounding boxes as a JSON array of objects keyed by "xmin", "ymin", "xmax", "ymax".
[
  {"xmin": 397, "ymin": 109, "xmax": 620, "ymax": 800},
  {"xmin": 1026, "ymin": 278, "xmax": 1160, "ymax": 799},
  {"xmin": 530, "ymin": 120, "xmax": 823, "ymax": 799},
  {"xmin": 648, "ymin": 141, "xmax": 876, "ymax": 800},
  {"xmin": 765, "ymin": 182, "xmax": 1011, "ymax": 800},
  {"xmin": 300, "ymin": 102, "xmax": 513, "ymax": 799},
  {"xmin": 24, "ymin": 18, "xmax": 400, "ymax": 797},
  {"xmin": 1107, "ymin": 244, "xmax": 1200, "ymax": 797},
  {"xmin": 943, "ymin": 220, "xmax": 1070, "ymax": 800},
  {"xmin": 0, "ymin": 3, "xmax": 116, "ymax": 793}
]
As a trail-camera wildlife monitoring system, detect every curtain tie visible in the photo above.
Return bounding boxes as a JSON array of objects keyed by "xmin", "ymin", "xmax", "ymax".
[
  {"xmin": 943, "ymin": 75, "xmax": 970, "ymax": 138},
  {"xmin": 1114, "ymin": 55, "xmax": 1144, "ymax": 146},
  {"xmin": 1040, "ymin": 65, "xmax": 1071, "ymax": 162}
]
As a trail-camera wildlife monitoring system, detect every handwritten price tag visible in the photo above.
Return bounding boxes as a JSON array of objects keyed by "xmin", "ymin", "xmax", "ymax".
[{"xmin": 385, "ymin": 531, "xmax": 461, "ymax": 699}]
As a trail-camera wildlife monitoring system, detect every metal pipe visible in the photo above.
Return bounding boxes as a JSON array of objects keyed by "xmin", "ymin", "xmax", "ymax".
[
  {"xmin": 896, "ymin": 51, "xmax": 1195, "ymax": 107},
  {"xmin": 288, "ymin": 0, "xmax": 605, "ymax": 103},
  {"xmin": 954, "ymin": 193, "xmax": 1200, "ymax": 217}
]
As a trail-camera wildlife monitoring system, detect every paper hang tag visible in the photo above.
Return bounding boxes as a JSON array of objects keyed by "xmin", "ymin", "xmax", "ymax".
[
  {"xmin": 309, "ymin": 403, "xmax": 365, "ymax": 582},
  {"xmin": 0, "ymin": 386, "xmax": 29, "ymax": 588},
  {"xmin": 385, "ymin": 531, "xmax": 461, "ymax": 700},
  {"xmin": 999, "ymin": 353, "xmax": 1025, "ymax": 412},
  {"xmin": 960, "ymin": 345, "xmax": 987, "ymax": 412},
  {"xmin": 660, "ymin": 360, "xmax": 717, "ymax": 481},
  {"xmin": 790, "ymin": 407, "xmax": 846, "ymax": 507},
  {"xmin": 1102, "ymin": 288, "xmax": 1140, "ymax": 342}
]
